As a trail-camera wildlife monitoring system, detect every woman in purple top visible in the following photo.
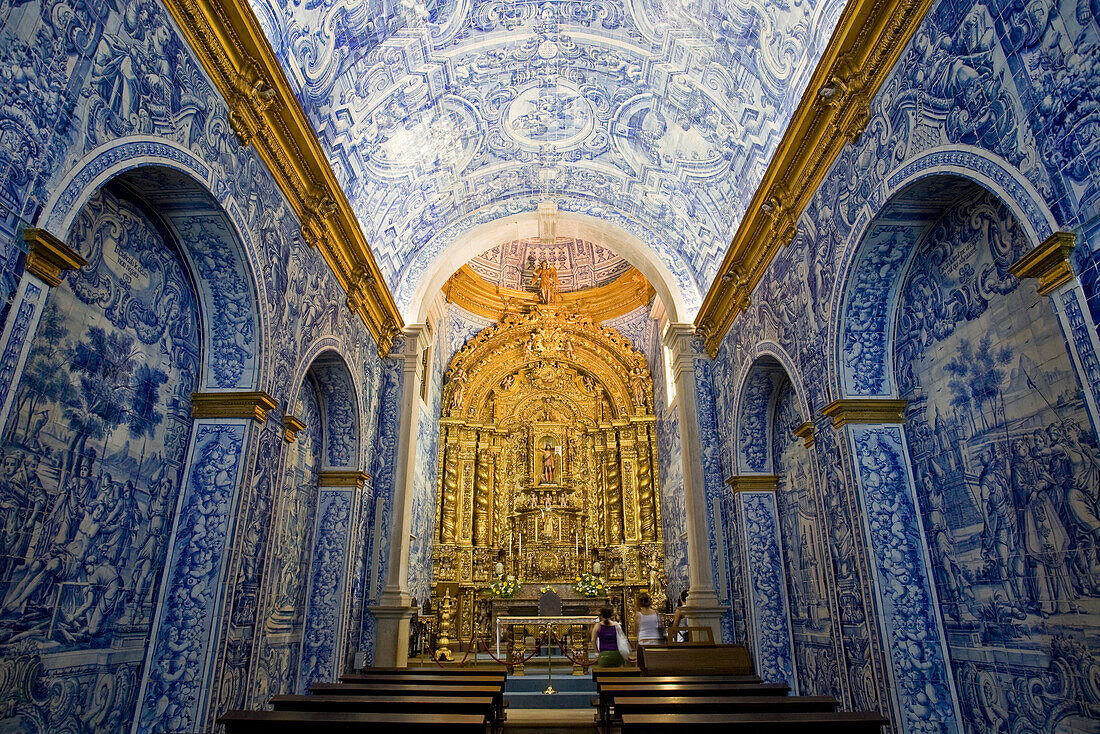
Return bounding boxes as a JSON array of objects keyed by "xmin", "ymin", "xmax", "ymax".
[{"xmin": 589, "ymin": 606, "xmax": 629, "ymax": 667}]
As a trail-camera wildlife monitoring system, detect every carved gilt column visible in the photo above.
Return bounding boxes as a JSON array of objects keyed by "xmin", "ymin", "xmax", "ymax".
[
  {"xmin": 617, "ymin": 423, "xmax": 639, "ymax": 541},
  {"xmin": 634, "ymin": 418, "xmax": 658, "ymax": 542},
  {"xmin": 604, "ymin": 427, "xmax": 624, "ymax": 544}
]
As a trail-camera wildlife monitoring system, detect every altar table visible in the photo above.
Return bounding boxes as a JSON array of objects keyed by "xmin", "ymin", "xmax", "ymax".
[{"xmin": 495, "ymin": 615, "xmax": 598, "ymax": 675}]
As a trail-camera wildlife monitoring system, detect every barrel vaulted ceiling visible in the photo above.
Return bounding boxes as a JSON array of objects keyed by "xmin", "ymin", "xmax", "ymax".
[{"xmin": 248, "ymin": 0, "xmax": 847, "ymax": 316}]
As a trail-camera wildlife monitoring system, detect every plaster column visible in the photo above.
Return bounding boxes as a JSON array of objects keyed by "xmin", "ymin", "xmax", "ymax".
[
  {"xmin": 371, "ymin": 325, "xmax": 429, "ymax": 666},
  {"xmin": 663, "ymin": 323, "xmax": 725, "ymax": 639},
  {"xmin": 728, "ymin": 476, "xmax": 797, "ymax": 690},
  {"xmin": 821, "ymin": 399, "xmax": 961, "ymax": 734},
  {"xmin": 298, "ymin": 470, "xmax": 369, "ymax": 691},
  {"xmin": 0, "ymin": 228, "xmax": 86, "ymax": 431}
]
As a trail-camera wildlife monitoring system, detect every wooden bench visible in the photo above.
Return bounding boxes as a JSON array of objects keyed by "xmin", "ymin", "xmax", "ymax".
[
  {"xmin": 594, "ymin": 674, "xmax": 763, "ymax": 688},
  {"xmin": 638, "ymin": 644, "xmax": 755, "ymax": 676},
  {"xmin": 218, "ymin": 710, "xmax": 488, "ymax": 733},
  {"xmin": 270, "ymin": 693, "xmax": 494, "ymax": 718},
  {"xmin": 338, "ymin": 673, "xmax": 506, "ymax": 686},
  {"xmin": 612, "ymin": 695, "xmax": 839, "ymax": 716},
  {"xmin": 590, "ymin": 667, "xmax": 642, "ymax": 679},
  {"xmin": 619, "ymin": 711, "xmax": 889, "ymax": 733},
  {"xmin": 596, "ymin": 682, "xmax": 790, "ymax": 727},
  {"xmin": 309, "ymin": 682, "xmax": 506, "ymax": 723},
  {"xmin": 350, "ymin": 666, "xmax": 506, "ymax": 675}
]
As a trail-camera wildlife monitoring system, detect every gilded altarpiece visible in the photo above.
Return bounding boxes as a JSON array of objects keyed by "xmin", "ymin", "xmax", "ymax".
[{"xmin": 433, "ymin": 306, "xmax": 664, "ymax": 637}]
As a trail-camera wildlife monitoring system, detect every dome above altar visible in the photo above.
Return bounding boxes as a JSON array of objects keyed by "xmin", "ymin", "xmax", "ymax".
[{"xmin": 466, "ymin": 237, "xmax": 632, "ymax": 294}]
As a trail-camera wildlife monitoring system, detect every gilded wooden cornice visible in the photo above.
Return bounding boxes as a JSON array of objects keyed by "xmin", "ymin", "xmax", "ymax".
[
  {"xmin": 317, "ymin": 470, "xmax": 370, "ymax": 488},
  {"xmin": 283, "ymin": 415, "xmax": 306, "ymax": 442},
  {"xmin": 22, "ymin": 228, "xmax": 87, "ymax": 287},
  {"xmin": 159, "ymin": 0, "xmax": 401, "ymax": 355},
  {"xmin": 726, "ymin": 475, "xmax": 779, "ymax": 492},
  {"xmin": 793, "ymin": 421, "xmax": 815, "ymax": 447},
  {"xmin": 821, "ymin": 398, "xmax": 907, "ymax": 427},
  {"xmin": 443, "ymin": 265, "xmax": 655, "ymax": 323},
  {"xmin": 1009, "ymin": 231, "xmax": 1077, "ymax": 296},
  {"xmin": 191, "ymin": 390, "xmax": 278, "ymax": 421},
  {"xmin": 694, "ymin": 0, "xmax": 937, "ymax": 356}
]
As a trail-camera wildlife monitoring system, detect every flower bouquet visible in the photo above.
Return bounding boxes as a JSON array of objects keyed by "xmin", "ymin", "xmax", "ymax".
[
  {"xmin": 539, "ymin": 584, "xmax": 555, "ymax": 595},
  {"xmin": 489, "ymin": 574, "xmax": 522, "ymax": 598},
  {"xmin": 572, "ymin": 572, "xmax": 606, "ymax": 597}
]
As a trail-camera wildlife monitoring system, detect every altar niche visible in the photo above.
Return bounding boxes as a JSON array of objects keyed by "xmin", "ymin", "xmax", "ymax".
[{"xmin": 432, "ymin": 305, "xmax": 666, "ymax": 641}]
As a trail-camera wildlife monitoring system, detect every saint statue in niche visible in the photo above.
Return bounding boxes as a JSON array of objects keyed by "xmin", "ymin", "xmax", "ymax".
[
  {"xmin": 542, "ymin": 442, "xmax": 556, "ymax": 483},
  {"xmin": 531, "ymin": 259, "xmax": 559, "ymax": 304},
  {"xmin": 629, "ymin": 366, "xmax": 647, "ymax": 409}
]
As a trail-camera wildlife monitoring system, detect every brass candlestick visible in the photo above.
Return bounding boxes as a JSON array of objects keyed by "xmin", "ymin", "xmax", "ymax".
[{"xmin": 436, "ymin": 592, "xmax": 456, "ymax": 662}]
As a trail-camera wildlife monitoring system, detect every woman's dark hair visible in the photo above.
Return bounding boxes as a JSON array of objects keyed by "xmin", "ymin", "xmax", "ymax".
[
  {"xmin": 638, "ymin": 593, "xmax": 651, "ymax": 608},
  {"xmin": 599, "ymin": 606, "xmax": 614, "ymax": 620},
  {"xmin": 679, "ymin": 589, "xmax": 689, "ymax": 605}
]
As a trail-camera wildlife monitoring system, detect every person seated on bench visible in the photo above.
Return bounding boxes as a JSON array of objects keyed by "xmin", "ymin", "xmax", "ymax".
[
  {"xmin": 591, "ymin": 606, "xmax": 632, "ymax": 667},
  {"xmin": 635, "ymin": 594, "xmax": 662, "ymax": 647}
]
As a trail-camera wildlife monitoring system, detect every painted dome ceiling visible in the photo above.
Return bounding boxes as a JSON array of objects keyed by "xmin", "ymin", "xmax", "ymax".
[
  {"xmin": 467, "ymin": 237, "xmax": 631, "ymax": 292},
  {"xmin": 249, "ymin": 0, "xmax": 846, "ymax": 317}
]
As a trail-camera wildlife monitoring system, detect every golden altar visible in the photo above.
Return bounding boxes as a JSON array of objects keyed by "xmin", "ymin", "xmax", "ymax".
[{"xmin": 431, "ymin": 305, "xmax": 666, "ymax": 645}]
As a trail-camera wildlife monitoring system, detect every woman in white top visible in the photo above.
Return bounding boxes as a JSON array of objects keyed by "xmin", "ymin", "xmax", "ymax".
[{"xmin": 635, "ymin": 593, "xmax": 662, "ymax": 647}]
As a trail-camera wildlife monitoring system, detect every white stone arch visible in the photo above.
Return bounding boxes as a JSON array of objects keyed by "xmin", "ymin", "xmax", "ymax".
[{"xmin": 400, "ymin": 210, "xmax": 698, "ymax": 324}]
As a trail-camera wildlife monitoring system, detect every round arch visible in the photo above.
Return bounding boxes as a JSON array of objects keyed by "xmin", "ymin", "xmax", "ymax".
[
  {"xmin": 288, "ymin": 343, "xmax": 363, "ymax": 470},
  {"xmin": 399, "ymin": 210, "xmax": 698, "ymax": 324},
  {"xmin": 39, "ymin": 139, "xmax": 266, "ymax": 391},
  {"xmin": 828, "ymin": 148, "xmax": 1058, "ymax": 400},
  {"xmin": 732, "ymin": 350, "xmax": 810, "ymax": 475}
]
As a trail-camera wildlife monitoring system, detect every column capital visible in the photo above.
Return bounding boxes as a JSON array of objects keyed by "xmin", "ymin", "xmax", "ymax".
[
  {"xmin": 727, "ymin": 474, "xmax": 779, "ymax": 492},
  {"xmin": 190, "ymin": 390, "xmax": 278, "ymax": 422},
  {"xmin": 283, "ymin": 415, "xmax": 306, "ymax": 442},
  {"xmin": 821, "ymin": 398, "xmax": 907, "ymax": 427},
  {"xmin": 23, "ymin": 227, "xmax": 87, "ymax": 287},
  {"xmin": 793, "ymin": 421, "xmax": 815, "ymax": 447},
  {"xmin": 1010, "ymin": 231, "xmax": 1077, "ymax": 296},
  {"xmin": 317, "ymin": 470, "xmax": 370, "ymax": 488}
]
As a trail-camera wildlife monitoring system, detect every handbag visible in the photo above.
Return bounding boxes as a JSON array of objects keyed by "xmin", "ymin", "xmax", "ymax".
[{"xmin": 614, "ymin": 623, "xmax": 631, "ymax": 658}]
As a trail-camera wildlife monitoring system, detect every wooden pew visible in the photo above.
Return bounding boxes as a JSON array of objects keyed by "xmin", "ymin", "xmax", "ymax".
[
  {"xmin": 595, "ymin": 674, "xmax": 763, "ymax": 688},
  {"xmin": 309, "ymin": 682, "xmax": 505, "ymax": 724},
  {"xmin": 218, "ymin": 710, "xmax": 488, "ymax": 733},
  {"xmin": 339, "ymin": 673, "xmax": 506, "ymax": 686},
  {"xmin": 352, "ymin": 664, "xmax": 506, "ymax": 677},
  {"xmin": 619, "ymin": 711, "xmax": 889, "ymax": 733},
  {"xmin": 270, "ymin": 693, "xmax": 494, "ymax": 723},
  {"xmin": 638, "ymin": 644, "xmax": 755, "ymax": 676},
  {"xmin": 590, "ymin": 667, "xmax": 643, "ymax": 679},
  {"xmin": 596, "ymin": 681, "xmax": 790, "ymax": 727},
  {"xmin": 612, "ymin": 694, "xmax": 839, "ymax": 716}
]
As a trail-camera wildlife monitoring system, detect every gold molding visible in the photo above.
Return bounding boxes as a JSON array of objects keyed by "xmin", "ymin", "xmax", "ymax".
[
  {"xmin": 191, "ymin": 390, "xmax": 278, "ymax": 421},
  {"xmin": 821, "ymin": 398, "xmax": 907, "ymax": 427},
  {"xmin": 726, "ymin": 475, "xmax": 779, "ymax": 492},
  {"xmin": 283, "ymin": 415, "xmax": 306, "ymax": 443},
  {"xmin": 317, "ymin": 470, "xmax": 370, "ymax": 488},
  {"xmin": 694, "ymin": 0, "xmax": 937, "ymax": 356},
  {"xmin": 1009, "ymin": 231, "xmax": 1077, "ymax": 296},
  {"xmin": 22, "ymin": 228, "xmax": 87, "ymax": 287},
  {"xmin": 793, "ymin": 421, "xmax": 815, "ymax": 448},
  {"xmin": 159, "ymin": 0, "xmax": 402, "ymax": 356},
  {"xmin": 443, "ymin": 266, "xmax": 655, "ymax": 323}
]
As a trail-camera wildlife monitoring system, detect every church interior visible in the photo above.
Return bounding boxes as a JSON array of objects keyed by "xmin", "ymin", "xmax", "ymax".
[{"xmin": 0, "ymin": 0, "xmax": 1097, "ymax": 728}]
